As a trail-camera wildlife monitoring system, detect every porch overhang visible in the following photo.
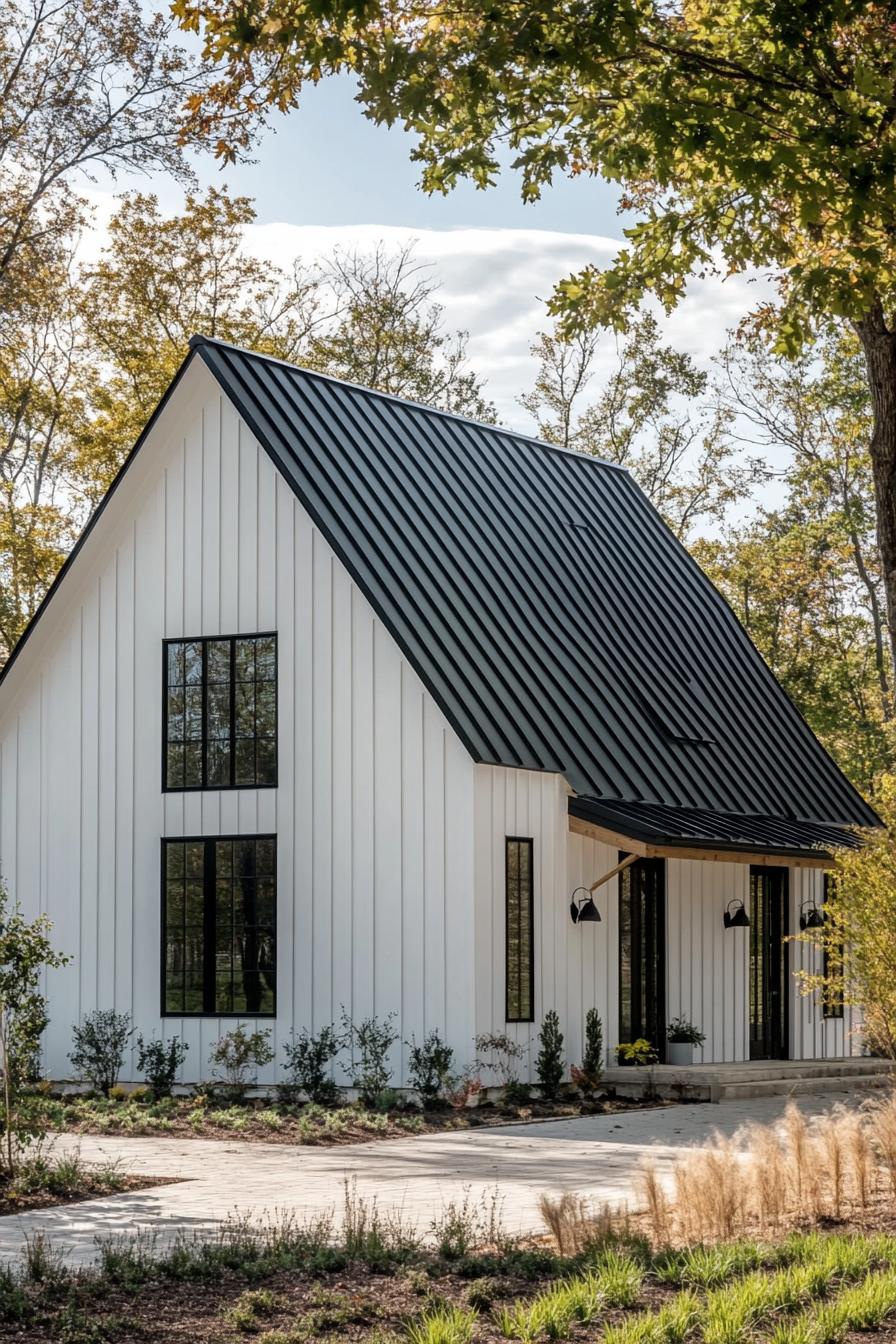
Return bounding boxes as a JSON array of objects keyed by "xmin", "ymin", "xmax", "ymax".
[{"xmin": 568, "ymin": 796, "xmax": 863, "ymax": 869}]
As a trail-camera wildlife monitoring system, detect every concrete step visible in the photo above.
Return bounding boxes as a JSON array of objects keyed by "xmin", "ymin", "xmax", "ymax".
[{"xmin": 716, "ymin": 1073, "xmax": 893, "ymax": 1101}]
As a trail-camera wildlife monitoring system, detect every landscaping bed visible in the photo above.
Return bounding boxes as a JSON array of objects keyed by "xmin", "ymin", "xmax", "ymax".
[
  {"xmin": 5, "ymin": 1214, "xmax": 896, "ymax": 1342},
  {"xmin": 31, "ymin": 1090, "xmax": 670, "ymax": 1146},
  {"xmin": 0, "ymin": 1150, "xmax": 172, "ymax": 1218}
]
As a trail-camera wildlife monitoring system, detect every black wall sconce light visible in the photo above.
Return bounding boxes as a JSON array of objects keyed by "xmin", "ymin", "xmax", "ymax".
[
  {"xmin": 570, "ymin": 888, "xmax": 601, "ymax": 924},
  {"xmin": 723, "ymin": 898, "xmax": 750, "ymax": 929},
  {"xmin": 799, "ymin": 900, "xmax": 825, "ymax": 931}
]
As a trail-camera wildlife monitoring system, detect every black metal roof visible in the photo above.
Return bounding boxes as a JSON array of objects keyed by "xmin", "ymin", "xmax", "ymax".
[
  {"xmin": 0, "ymin": 336, "xmax": 880, "ymax": 840},
  {"xmin": 569, "ymin": 796, "xmax": 862, "ymax": 860},
  {"xmin": 191, "ymin": 337, "xmax": 875, "ymax": 832}
]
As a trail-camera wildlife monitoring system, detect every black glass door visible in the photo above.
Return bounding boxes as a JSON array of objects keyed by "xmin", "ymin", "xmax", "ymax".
[
  {"xmin": 750, "ymin": 866, "xmax": 789, "ymax": 1060},
  {"xmin": 619, "ymin": 857, "xmax": 666, "ymax": 1059}
]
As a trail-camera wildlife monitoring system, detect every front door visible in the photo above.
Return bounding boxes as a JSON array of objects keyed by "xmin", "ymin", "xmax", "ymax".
[
  {"xmin": 749, "ymin": 866, "xmax": 789, "ymax": 1060},
  {"xmin": 619, "ymin": 857, "xmax": 666, "ymax": 1060}
]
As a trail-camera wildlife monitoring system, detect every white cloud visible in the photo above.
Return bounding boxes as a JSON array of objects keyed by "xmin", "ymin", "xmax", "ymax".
[
  {"xmin": 241, "ymin": 221, "xmax": 773, "ymax": 430},
  {"xmin": 80, "ymin": 192, "xmax": 772, "ymax": 434}
]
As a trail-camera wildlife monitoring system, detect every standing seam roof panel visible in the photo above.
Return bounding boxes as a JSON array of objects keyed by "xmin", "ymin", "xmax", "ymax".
[{"xmin": 163, "ymin": 341, "xmax": 880, "ymax": 830}]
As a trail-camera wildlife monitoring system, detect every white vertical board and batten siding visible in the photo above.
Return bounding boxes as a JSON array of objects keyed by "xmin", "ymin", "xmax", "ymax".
[
  {"xmin": 0, "ymin": 363, "xmax": 475, "ymax": 1083},
  {"xmin": 789, "ymin": 867, "xmax": 860, "ymax": 1059}
]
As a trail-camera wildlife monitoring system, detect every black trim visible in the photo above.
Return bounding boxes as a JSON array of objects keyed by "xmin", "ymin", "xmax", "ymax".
[
  {"xmin": 618, "ymin": 855, "xmax": 666, "ymax": 1059},
  {"xmin": 749, "ymin": 865, "xmax": 789, "ymax": 1060},
  {"xmin": 160, "ymin": 833, "xmax": 277, "ymax": 1018},
  {"xmin": 162, "ymin": 632, "xmax": 278, "ymax": 792},
  {"xmin": 505, "ymin": 837, "xmax": 535, "ymax": 1023}
]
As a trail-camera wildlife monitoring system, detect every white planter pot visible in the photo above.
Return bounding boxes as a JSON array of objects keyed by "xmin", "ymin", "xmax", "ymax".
[{"xmin": 666, "ymin": 1041, "xmax": 695, "ymax": 1067}]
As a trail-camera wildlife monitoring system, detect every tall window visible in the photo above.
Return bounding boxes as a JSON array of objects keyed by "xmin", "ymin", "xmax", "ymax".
[
  {"xmin": 163, "ymin": 634, "xmax": 277, "ymax": 790},
  {"xmin": 163, "ymin": 836, "xmax": 276, "ymax": 1016},
  {"xmin": 822, "ymin": 873, "xmax": 845, "ymax": 1020},
  {"xmin": 619, "ymin": 857, "xmax": 666, "ymax": 1057},
  {"xmin": 505, "ymin": 837, "xmax": 534, "ymax": 1022}
]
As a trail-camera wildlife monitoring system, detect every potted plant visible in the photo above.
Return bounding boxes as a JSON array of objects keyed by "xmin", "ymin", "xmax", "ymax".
[
  {"xmin": 614, "ymin": 1039, "xmax": 658, "ymax": 1067},
  {"xmin": 666, "ymin": 1017, "xmax": 706, "ymax": 1066}
]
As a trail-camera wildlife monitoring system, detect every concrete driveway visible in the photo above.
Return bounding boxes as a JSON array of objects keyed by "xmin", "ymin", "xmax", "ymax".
[{"xmin": 0, "ymin": 1092, "xmax": 862, "ymax": 1266}]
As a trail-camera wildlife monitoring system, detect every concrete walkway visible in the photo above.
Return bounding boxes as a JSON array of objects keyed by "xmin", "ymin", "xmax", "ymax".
[{"xmin": 0, "ymin": 1092, "xmax": 862, "ymax": 1267}]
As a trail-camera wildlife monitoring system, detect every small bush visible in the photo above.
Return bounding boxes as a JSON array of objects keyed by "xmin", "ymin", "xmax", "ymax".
[
  {"xmin": 407, "ymin": 1304, "xmax": 477, "ymax": 1344},
  {"xmin": 223, "ymin": 1287, "xmax": 283, "ymax": 1332},
  {"xmin": 573, "ymin": 1008, "xmax": 604, "ymax": 1095},
  {"xmin": 535, "ymin": 1010, "xmax": 564, "ymax": 1100},
  {"xmin": 407, "ymin": 1031, "xmax": 455, "ymax": 1106},
  {"xmin": 474, "ymin": 1033, "xmax": 524, "ymax": 1088},
  {"xmin": 69, "ymin": 1011, "xmax": 133, "ymax": 1096},
  {"xmin": 281, "ymin": 1024, "xmax": 344, "ymax": 1105},
  {"xmin": 342, "ymin": 1011, "xmax": 398, "ymax": 1109},
  {"xmin": 502, "ymin": 1080, "xmax": 532, "ymax": 1107},
  {"xmin": 136, "ymin": 1034, "xmax": 188, "ymax": 1100},
  {"xmin": 208, "ymin": 1026, "xmax": 274, "ymax": 1102}
]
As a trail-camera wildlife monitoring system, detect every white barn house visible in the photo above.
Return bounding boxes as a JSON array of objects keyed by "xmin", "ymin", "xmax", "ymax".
[{"xmin": 0, "ymin": 337, "xmax": 881, "ymax": 1092}]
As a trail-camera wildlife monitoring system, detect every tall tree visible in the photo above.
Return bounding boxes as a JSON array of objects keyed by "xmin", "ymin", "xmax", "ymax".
[
  {"xmin": 698, "ymin": 328, "xmax": 895, "ymax": 790},
  {"xmin": 174, "ymin": 0, "xmax": 896, "ymax": 683},
  {"xmin": 522, "ymin": 314, "xmax": 755, "ymax": 540},
  {"xmin": 75, "ymin": 187, "xmax": 325, "ymax": 501},
  {"xmin": 0, "ymin": 0, "xmax": 236, "ymax": 317},
  {"xmin": 308, "ymin": 244, "xmax": 493, "ymax": 421},
  {"xmin": 0, "ymin": 187, "xmax": 490, "ymax": 658}
]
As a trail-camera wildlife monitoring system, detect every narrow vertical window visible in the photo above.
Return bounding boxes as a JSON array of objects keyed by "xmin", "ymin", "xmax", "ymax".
[
  {"xmin": 505, "ymin": 837, "xmax": 534, "ymax": 1023},
  {"xmin": 618, "ymin": 857, "xmax": 666, "ymax": 1056},
  {"xmin": 163, "ymin": 634, "xmax": 277, "ymax": 790},
  {"xmin": 822, "ymin": 873, "xmax": 845, "ymax": 1020},
  {"xmin": 162, "ymin": 835, "xmax": 276, "ymax": 1016}
]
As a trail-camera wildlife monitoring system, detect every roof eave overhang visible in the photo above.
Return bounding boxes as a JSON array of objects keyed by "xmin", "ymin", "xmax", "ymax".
[{"xmin": 567, "ymin": 800, "xmax": 841, "ymax": 869}]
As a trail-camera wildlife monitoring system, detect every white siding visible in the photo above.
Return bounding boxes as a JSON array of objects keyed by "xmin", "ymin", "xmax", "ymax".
[
  {"xmin": 472, "ymin": 766, "xmax": 853, "ymax": 1079},
  {"xmin": 0, "ymin": 364, "xmax": 476, "ymax": 1085}
]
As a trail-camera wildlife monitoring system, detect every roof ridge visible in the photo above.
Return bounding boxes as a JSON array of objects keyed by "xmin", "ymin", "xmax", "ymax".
[{"xmin": 188, "ymin": 333, "xmax": 629, "ymax": 474}]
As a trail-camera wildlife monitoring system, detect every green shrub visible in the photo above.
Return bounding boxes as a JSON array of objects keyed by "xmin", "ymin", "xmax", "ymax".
[
  {"xmin": 502, "ymin": 1079, "xmax": 532, "ymax": 1106},
  {"xmin": 407, "ymin": 1304, "xmax": 477, "ymax": 1344},
  {"xmin": 136, "ymin": 1033, "xmax": 188, "ymax": 1099},
  {"xmin": 223, "ymin": 1287, "xmax": 283, "ymax": 1332},
  {"xmin": 583, "ymin": 1009, "xmax": 603, "ymax": 1081},
  {"xmin": 69, "ymin": 1011, "xmax": 133, "ymax": 1096},
  {"xmin": 341, "ymin": 1011, "xmax": 398, "ymax": 1108},
  {"xmin": 208, "ymin": 1026, "xmax": 274, "ymax": 1102},
  {"xmin": 407, "ymin": 1030, "xmax": 455, "ymax": 1106},
  {"xmin": 535, "ymin": 1010, "xmax": 564, "ymax": 1100},
  {"xmin": 373, "ymin": 1087, "xmax": 402, "ymax": 1113},
  {"xmin": 280, "ymin": 1024, "xmax": 344, "ymax": 1105}
]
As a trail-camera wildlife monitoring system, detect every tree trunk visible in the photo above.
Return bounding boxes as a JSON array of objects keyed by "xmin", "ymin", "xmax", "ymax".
[{"xmin": 854, "ymin": 301, "xmax": 896, "ymax": 690}]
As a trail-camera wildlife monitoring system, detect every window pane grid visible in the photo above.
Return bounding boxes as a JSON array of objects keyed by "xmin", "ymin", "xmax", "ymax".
[
  {"xmin": 505, "ymin": 837, "xmax": 534, "ymax": 1023},
  {"xmin": 163, "ymin": 635, "xmax": 277, "ymax": 791},
  {"xmin": 162, "ymin": 836, "xmax": 276, "ymax": 1016}
]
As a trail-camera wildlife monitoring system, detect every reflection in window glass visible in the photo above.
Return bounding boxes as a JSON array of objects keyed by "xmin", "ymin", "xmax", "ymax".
[
  {"xmin": 163, "ymin": 635, "xmax": 277, "ymax": 790},
  {"xmin": 163, "ymin": 836, "xmax": 276, "ymax": 1016}
]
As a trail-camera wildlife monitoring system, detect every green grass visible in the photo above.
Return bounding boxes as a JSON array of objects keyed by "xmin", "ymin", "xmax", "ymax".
[
  {"xmin": 406, "ymin": 1304, "xmax": 478, "ymax": 1344},
  {"xmin": 12, "ymin": 1191, "xmax": 896, "ymax": 1343}
]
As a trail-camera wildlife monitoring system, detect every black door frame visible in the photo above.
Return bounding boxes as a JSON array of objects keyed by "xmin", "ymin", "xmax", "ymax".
[
  {"xmin": 749, "ymin": 866, "xmax": 789, "ymax": 1060},
  {"xmin": 618, "ymin": 855, "xmax": 666, "ymax": 1061}
]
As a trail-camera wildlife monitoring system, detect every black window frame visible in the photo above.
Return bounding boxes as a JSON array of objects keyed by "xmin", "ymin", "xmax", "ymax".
[
  {"xmin": 822, "ymin": 873, "xmax": 845, "ymax": 1021},
  {"xmin": 618, "ymin": 855, "xmax": 666, "ymax": 1060},
  {"xmin": 160, "ymin": 833, "xmax": 277, "ymax": 1018},
  {"xmin": 162, "ymin": 632, "xmax": 278, "ymax": 792},
  {"xmin": 505, "ymin": 836, "xmax": 535, "ymax": 1023}
]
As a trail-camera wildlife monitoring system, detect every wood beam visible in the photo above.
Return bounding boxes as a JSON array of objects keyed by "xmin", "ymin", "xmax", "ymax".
[
  {"xmin": 588, "ymin": 851, "xmax": 639, "ymax": 894},
  {"xmin": 568, "ymin": 814, "xmax": 834, "ymax": 869}
]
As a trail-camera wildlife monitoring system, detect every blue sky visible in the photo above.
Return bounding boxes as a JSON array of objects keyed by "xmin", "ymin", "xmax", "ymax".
[
  {"xmin": 183, "ymin": 74, "xmax": 625, "ymax": 235},
  {"xmin": 92, "ymin": 73, "xmax": 767, "ymax": 433}
]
